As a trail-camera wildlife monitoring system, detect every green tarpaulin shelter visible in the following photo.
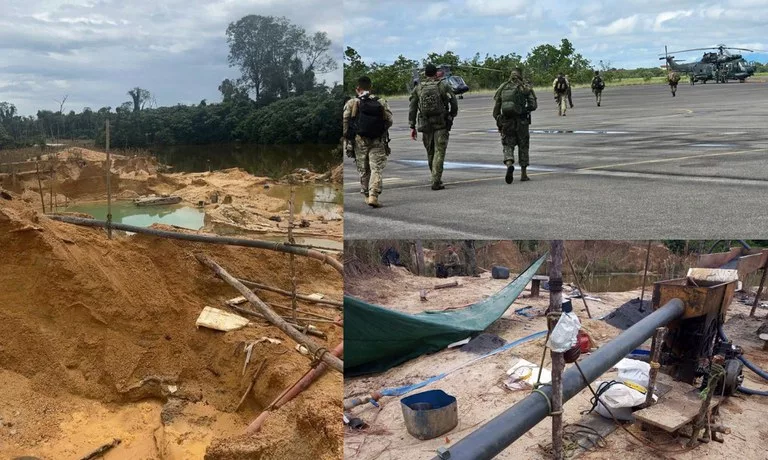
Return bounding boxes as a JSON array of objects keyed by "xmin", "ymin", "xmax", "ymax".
[{"xmin": 344, "ymin": 254, "xmax": 547, "ymax": 376}]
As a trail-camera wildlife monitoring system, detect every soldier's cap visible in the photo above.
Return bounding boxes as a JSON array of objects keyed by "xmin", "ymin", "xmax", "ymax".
[
  {"xmin": 595, "ymin": 70, "xmax": 600, "ymax": 75},
  {"xmin": 425, "ymin": 63, "xmax": 438, "ymax": 77}
]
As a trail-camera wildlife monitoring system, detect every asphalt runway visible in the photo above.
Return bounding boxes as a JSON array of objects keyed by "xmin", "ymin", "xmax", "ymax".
[{"xmin": 344, "ymin": 81, "xmax": 768, "ymax": 240}]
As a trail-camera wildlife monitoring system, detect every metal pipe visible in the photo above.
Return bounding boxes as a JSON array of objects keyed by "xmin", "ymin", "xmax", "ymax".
[
  {"xmin": 435, "ymin": 298, "xmax": 685, "ymax": 460},
  {"xmin": 46, "ymin": 214, "xmax": 343, "ymax": 274}
]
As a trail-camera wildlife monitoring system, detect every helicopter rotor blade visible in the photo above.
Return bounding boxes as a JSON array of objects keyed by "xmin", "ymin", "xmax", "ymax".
[{"xmin": 666, "ymin": 47, "xmax": 718, "ymax": 54}]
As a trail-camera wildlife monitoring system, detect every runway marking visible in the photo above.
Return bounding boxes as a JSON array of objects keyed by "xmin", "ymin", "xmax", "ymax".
[{"xmin": 344, "ymin": 147, "xmax": 767, "ymax": 191}]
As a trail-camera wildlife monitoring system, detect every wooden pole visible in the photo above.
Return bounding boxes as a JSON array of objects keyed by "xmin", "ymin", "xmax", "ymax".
[
  {"xmin": 105, "ymin": 119, "xmax": 112, "ymax": 240},
  {"xmin": 564, "ymin": 245, "xmax": 592, "ymax": 319},
  {"xmin": 35, "ymin": 161, "xmax": 46, "ymax": 214},
  {"xmin": 639, "ymin": 240, "xmax": 652, "ymax": 310},
  {"xmin": 416, "ymin": 239, "xmax": 425, "ymax": 276},
  {"xmin": 288, "ymin": 186, "xmax": 297, "ymax": 322},
  {"xmin": 195, "ymin": 253, "xmax": 343, "ymax": 373},
  {"xmin": 236, "ymin": 278, "xmax": 342, "ymax": 308},
  {"xmin": 549, "ymin": 240, "xmax": 565, "ymax": 460},
  {"xmin": 750, "ymin": 265, "xmax": 767, "ymax": 317},
  {"xmin": 643, "ymin": 327, "xmax": 665, "ymax": 408}
]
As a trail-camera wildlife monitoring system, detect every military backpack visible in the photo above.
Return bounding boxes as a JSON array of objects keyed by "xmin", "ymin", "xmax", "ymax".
[
  {"xmin": 592, "ymin": 76, "xmax": 605, "ymax": 90},
  {"xmin": 555, "ymin": 76, "xmax": 568, "ymax": 93},
  {"xmin": 500, "ymin": 81, "xmax": 528, "ymax": 117},
  {"xmin": 356, "ymin": 96, "xmax": 386, "ymax": 139},
  {"xmin": 418, "ymin": 80, "xmax": 446, "ymax": 118}
]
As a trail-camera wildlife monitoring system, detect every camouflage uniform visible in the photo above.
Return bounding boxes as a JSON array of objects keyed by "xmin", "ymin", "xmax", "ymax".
[
  {"xmin": 552, "ymin": 77, "xmax": 569, "ymax": 116},
  {"xmin": 408, "ymin": 78, "xmax": 458, "ymax": 188},
  {"xmin": 446, "ymin": 250, "xmax": 461, "ymax": 277},
  {"xmin": 667, "ymin": 71, "xmax": 681, "ymax": 97},
  {"xmin": 342, "ymin": 95, "xmax": 393, "ymax": 199},
  {"xmin": 493, "ymin": 72, "xmax": 538, "ymax": 171},
  {"xmin": 591, "ymin": 75, "xmax": 603, "ymax": 106}
]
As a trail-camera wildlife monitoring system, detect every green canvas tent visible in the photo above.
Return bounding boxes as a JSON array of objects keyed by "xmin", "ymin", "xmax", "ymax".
[{"xmin": 344, "ymin": 254, "xmax": 547, "ymax": 376}]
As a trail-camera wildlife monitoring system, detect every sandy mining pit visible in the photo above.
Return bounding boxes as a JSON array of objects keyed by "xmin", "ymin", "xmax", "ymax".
[
  {"xmin": 0, "ymin": 191, "xmax": 343, "ymax": 459},
  {"xmin": 0, "ymin": 147, "xmax": 343, "ymax": 242}
]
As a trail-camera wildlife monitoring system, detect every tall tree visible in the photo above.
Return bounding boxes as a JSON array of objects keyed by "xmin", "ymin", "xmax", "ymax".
[{"xmin": 128, "ymin": 87, "xmax": 152, "ymax": 112}]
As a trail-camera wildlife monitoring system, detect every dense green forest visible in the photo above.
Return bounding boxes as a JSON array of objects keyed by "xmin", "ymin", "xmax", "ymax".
[
  {"xmin": 0, "ymin": 15, "xmax": 343, "ymax": 150},
  {"xmin": 344, "ymin": 39, "xmax": 767, "ymax": 95}
]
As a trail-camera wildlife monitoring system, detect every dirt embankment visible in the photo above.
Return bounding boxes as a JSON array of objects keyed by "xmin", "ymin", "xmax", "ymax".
[
  {"xmin": 0, "ymin": 193, "xmax": 343, "ymax": 459},
  {"xmin": 1, "ymin": 147, "xmax": 342, "ymax": 241}
]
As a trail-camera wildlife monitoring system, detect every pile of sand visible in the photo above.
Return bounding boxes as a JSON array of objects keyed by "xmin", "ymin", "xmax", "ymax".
[{"xmin": 0, "ymin": 193, "xmax": 343, "ymax": 459}]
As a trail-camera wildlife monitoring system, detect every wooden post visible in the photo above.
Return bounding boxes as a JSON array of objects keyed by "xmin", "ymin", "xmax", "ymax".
[
  {"xmin": 643, "ymin": 327, "xmax": 665, "ymax": 408},
  {"xmin": 35, "ymin": 161, "xmax": 46, "ymax": 214},
  {"xmin": 564, "ymin": 245, "xmax": 592, "ymax": 319},
  {"xmin": 416, "ymin": 240, "xmax": 425, "ymax": 276},
  {"xmin": 464, "ymin": 240, "xmax": 477, "ymax": 276},
  {"xmin": 195, "ymin": 253, "xmax": 343, "ymax": 373},
  {"xmin": 639, "ymin": 240, "xmax": 652, "ymax": 310},
  {"xmin": 549, "ymin": 240, "xmax": 565, "ymax": 460},
  {"xmin": 288, "ymin": 185, "xmax": 297, "ymax": 322},
  {"xmin": 105, "ymin": 119, "xmax": 112, "ymax": 240},
  {"xmin": 688, "ymin": 360, "xmax": 723, "ymax": 447},
  {"xmin": 750, "ymin": 265, "xmax": 767, "ymax": 317}
]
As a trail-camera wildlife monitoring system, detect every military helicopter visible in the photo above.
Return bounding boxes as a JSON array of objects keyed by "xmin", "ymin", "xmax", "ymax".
[
  {"xmin": 659, "ymin": 44, "xmax": 764, "ymax": 84},
  {"xmin": 407, "ymin": 64, "xmax": 504, "ymax": 98}
]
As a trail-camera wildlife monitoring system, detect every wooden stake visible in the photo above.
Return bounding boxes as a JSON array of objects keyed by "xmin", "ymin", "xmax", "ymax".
[
  {"xmin": 35, "ymin": 161, "xmax": 46, "ymax": 214},
  {"xmin": 236, "ymin": 277, "xmax": 342, "ymax": 308},
  {"xmin": 195, "ymin": 253, "xmax": 342, "ymax": 373},
  {"xmin": 105, "ymin": 119, "xmax": 112, "ymax": 239},
  {"xmin": 549, "ymin": 240, "xmax": 565, "ymax": 460},
  {"xmin": 288, "ymin": 185, "xmax": 297, "ymax": 322},
  {"xmin": 750, "ymin": 265, "xmax": 767, "ymax": 317},
  {"xmin": 644, "ymin": 327, "xmax": 665, "ymax": 408},
  {"xmin": 236, "ymin": 359, "xmax": 266, "ymax": 412},
  {"xmin": 564, "ymin": 245, "xmax": 592, "ymax": 319},
  {"xmin": 416, "ymin": 240, "xmax": 425, "ymax": 276},
  {"xmin": 639, "ymin": 240, "xmax": 652, "ymax": 310}
]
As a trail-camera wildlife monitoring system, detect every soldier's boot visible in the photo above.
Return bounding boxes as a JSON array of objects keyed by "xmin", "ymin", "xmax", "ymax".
[
  {"xmin": 521, "ymin": 167, "xmax": 530, "ymax": 182},
  {"xmin": 505, "ymin": 163, "xmax": 515, "ymax": 184},
  {"xmin": 367, "ymin": 195, "xmax": 381, "ymax": 208},
  {"xmin": 431, "ymin": 183, "xmax": 445, "ymax": 191}
]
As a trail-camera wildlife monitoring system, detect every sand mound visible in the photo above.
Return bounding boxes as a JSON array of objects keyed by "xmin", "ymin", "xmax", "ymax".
[{"xmin": 0, "ymin": 194, "xmax": 342, "ymax": 458}]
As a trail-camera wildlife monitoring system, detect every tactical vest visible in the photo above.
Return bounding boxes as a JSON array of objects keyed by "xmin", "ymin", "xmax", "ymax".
[
  {"xmin": 500, "ymin": 81, "xmax": 528, "ymax": 117},
  {"xmin": 418, "ymin": 80, "xmax": 446, "ymax": 118},
  {"xmin": 356, "ymin": 96, "xmax": 386, "ymax": 139},
  {"xmin": 555, "ymin": 77, "xmax": 568, "ymax": 93},
  {"xmin": 592, "ymin": 76, "xmax": 604, "ymax": 90}
]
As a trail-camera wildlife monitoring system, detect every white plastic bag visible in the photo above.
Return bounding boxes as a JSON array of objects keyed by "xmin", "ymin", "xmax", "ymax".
[
  {"xmin": 593, "ymin": 380, "xmax": 651, "ymax": 421},
  {"xmin": 546, "ymin": 312, "xmax": 581, "ymax": 352},
  {"xmin": 614, "ymin": 358, "xmax": 650, "ymax": 387}
]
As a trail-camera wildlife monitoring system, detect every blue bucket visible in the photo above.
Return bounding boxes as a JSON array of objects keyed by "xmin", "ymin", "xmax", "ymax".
[{"xmin": 400, "ymin": 389, "xmax": 458, "ymax": 440}]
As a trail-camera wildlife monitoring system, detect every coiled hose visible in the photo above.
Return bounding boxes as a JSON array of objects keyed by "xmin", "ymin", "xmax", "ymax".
[{"xmin": 717, "ymin": 325, "xmax": 768, "ymax": 395}]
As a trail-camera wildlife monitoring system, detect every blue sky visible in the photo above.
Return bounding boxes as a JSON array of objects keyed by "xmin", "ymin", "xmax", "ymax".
[
  {"xmin": 344, "ymin": 0, "xmax": 768, "ymax": 69},
  {"xmin": 0, "ymin": 0, "xmax": 342, "ymax": 116}
]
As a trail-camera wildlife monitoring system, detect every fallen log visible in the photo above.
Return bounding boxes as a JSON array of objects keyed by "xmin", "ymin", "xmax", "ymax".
[
  {"xmin": 237, "ymin": 277, "xmax": 342, "ymax": 309},
  {"xmin": 195, "ymin": 253, "xmax": 343, "ymax": 374},
  {"xmin": 48, "ymin": 214, "xmax": 343, "ymax": 274},
  {"xmin": 434, "ymin": 280, "xmax": 459, "ymax": 290},
  {"xmin": 245, "ymin": 341, "xmax": 343, "ymax": 435}
]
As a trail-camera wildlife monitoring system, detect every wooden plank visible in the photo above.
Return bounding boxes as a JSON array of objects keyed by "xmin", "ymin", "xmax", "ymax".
[{"xmin": 634, "ymin": 380, "xmax": 721, "ymax": 432}]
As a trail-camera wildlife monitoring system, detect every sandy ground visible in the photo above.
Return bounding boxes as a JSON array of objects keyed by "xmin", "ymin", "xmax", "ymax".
[
  {"xmin": 0, "ymin": 191, "xmax": 343, "ymax": 459},
  {"xmin": 1, "ymin": 147, "xmax": 343, "ymax": 242},
  {"xmin": 343, "ymin": 269, "xmax": 768, "ymax": 460}
]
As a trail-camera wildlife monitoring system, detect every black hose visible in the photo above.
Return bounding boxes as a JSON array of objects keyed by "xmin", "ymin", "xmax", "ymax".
[
  {"xmin": 717, "ymin": 325, "xmax": 768, "ymax": 381},
  {"xmin": 738, "ymin": 385, "xmax": 768, "ymax": 396}
]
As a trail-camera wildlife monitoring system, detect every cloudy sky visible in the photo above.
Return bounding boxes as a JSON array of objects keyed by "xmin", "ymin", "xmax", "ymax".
[
  {"xmin": 345, "ymin": 0, "xmax": 768, "ymax": 69},
  {"xmin": 0, "ymin": 0, "xmax": 342, "ymax": 116}
]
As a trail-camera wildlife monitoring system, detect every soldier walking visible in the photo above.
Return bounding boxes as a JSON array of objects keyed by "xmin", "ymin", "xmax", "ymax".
[
  {"xmin": 667, "ymin": 71, "xmax": 681, "ymax": 97},
  {"xmin": 409, "ymin": 64, "xmax": 459, "ymax": 190},
  {"xmin": 552, "ymin": 73, "xmax": 569, "ymax": 116},
  {"xmin": 342, "ymin": 76, "xmax": 393, "ymax": 208},
  {"xmin": 591, "ymin": 70, "xmax": 605, "ymax": 106},
  {"xmin": 493, "ymin": 68, "xmax": 538, "ymax": 184}
]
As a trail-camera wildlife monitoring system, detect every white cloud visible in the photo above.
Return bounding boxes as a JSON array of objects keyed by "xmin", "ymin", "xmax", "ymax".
[
  {"xmin": 422, "ymin": 3, "xmax": 450, "ymax": 20},
  {"xmin": 597, "ymin": 15, "xmax": 640, "ymax": 36},
  {"xmin": 654, "ymin": 10, "xmax": 692, "ymax": 31},
  {"xmin": 465, "ymin": 0, "xmax": 527, "ymax": 16}
]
